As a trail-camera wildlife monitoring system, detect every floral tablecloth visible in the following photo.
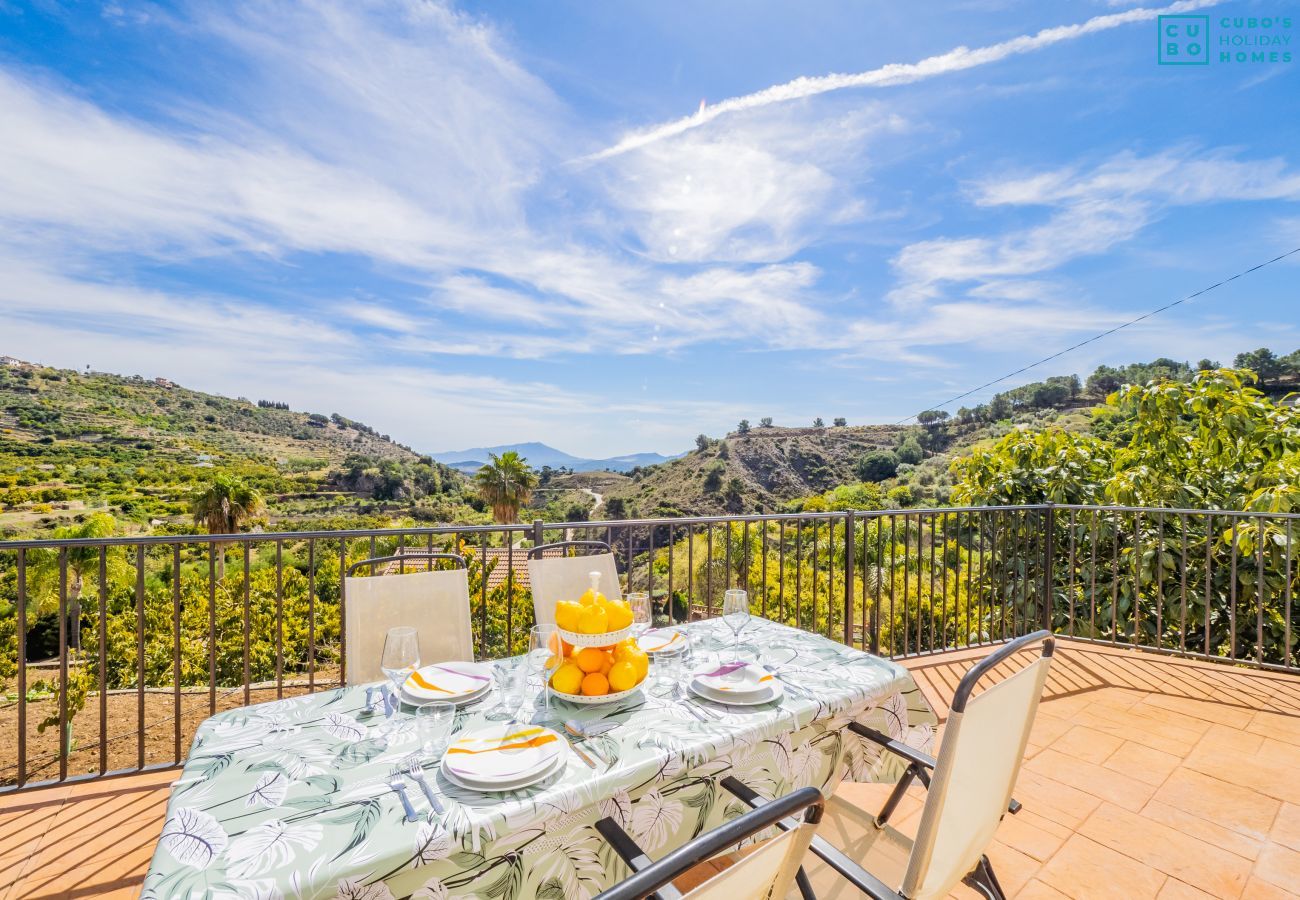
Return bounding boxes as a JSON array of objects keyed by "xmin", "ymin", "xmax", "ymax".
[{"xmin": 142, "ymin": 619, "xmax": 936, "ymax": 900}]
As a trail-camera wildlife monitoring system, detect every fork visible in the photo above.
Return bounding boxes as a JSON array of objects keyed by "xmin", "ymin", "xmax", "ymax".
[
  {"xmin": 388, "ymin": 777, "xmax": 419, "ymax": 823},
  {"xmin": 405, "ymin": 761, "xmax": 444, "ymax": 815},
  {"xmin": 675, "ymin": 684, "xmax": 713, "ymax": 721}
]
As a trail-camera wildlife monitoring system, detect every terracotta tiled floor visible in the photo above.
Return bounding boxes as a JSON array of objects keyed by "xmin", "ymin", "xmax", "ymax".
[{"xmin": 3, "ymin": 639, "xmax": 1299, "ymax": 898}]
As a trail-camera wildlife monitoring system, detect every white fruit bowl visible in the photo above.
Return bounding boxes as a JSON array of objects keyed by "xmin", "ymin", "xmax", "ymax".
[
  {"xmin": 547, "ymin": 684, "xmax": 642, "ymax": 705},
  {"xmin": 555, "ymin": 624, "xmax": 635, "ymax": 647}
]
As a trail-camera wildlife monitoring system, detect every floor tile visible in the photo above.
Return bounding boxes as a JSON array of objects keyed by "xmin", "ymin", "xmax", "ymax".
[
  {"xmin": 1139, "ymin": 799, "xmax": 1262, "ymax": 862},
  {"xmin": 1103, "ymin": 740, "xmax": 1182, "ymax": 787},
  {"xmin": 1253, "ymin": 843, "xmax": 1300, "ymax": 893},
  {"xmin": 1037, "ymin": 834, "xmax": 1167, "ymax": 900},
  {"xmin": 1153, "ymin": 767, "xmax": 1282, "ymax": 841},
  {"xmin": 1052, "ymin": 725, "xmax": 1125, "ymax": 765},
  {"xmin": 1025, "ymin": 749, "xmax": 1156, "ymax": 812},
  {"xmin": 1270, "ymin": 803, "xmax": 1300, "ymax": 854},
  {"xmin": 1077, "ymin": 802, "xmax": 1251, "ymax": 898}
]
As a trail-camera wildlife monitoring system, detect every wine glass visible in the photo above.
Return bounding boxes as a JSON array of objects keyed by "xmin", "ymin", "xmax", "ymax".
[
  {"xmin": 721, "ymin": 589, "xmax": 750, "ymax": 674},
  {"xmin": 380, "ymin": 626, "xmax": 420, "ymax": 717},
  {"xmin": 528, "ymin": 625, "xmax": 559, "ymax": 719},
  {"xmin": 627, "ymin": 592, "xmax": 652, "ymax": 636},
  {"xmin": 415, "ymin": 701, "xmax": 455, "ymax": 757}
]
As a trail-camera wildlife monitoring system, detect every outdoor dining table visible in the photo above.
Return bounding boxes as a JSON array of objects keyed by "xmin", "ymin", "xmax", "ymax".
[{"xmin": 142, "ymin": 618, "xmax": 937, "ymax": 900}]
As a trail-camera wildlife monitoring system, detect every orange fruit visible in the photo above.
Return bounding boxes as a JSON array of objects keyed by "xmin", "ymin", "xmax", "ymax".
[
  {"xmin": 599, "ymin": 654, "xmax": 613, "ymax": 676},
  {"xmin": 580, "ymin": 672, "xmax": 610, "ymax": 696},
  {"xmin": 550, "ymin": 662, "xmax": 583, "ymax": 694},
  {"xmin": 575, "ymin": 647, "xmax": 607, "ymax": 674},
  {"xmin": 608, "ymin": 659, "xmax": 638, "ymax": 692}
]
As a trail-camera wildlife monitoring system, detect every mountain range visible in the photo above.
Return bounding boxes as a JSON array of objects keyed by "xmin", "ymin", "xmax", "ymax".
[{"xmin": 432, "ymin": 441, "xmax": 679, "ymax": 474}]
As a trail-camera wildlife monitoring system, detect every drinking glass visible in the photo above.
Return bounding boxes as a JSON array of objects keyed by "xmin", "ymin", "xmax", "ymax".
[
  {"xmin": 721, "ymin": 589, "xmax": 750, "ymax": 672},
  {"xmin": 528, "ymin": 625, "xmax": 559, "ymax": 718},
  {"xmin": 627, "ymin": 592, "xmax": 652, "ymax": 635},
  {"xmin": 655, "ymin": 644, "xmax": 684, "ymax": 696},
  {"xmin": 415, "ymin": 701, "xmax": 455, "ymax": 756},
  {"xmin": 380, "ymin": 626, "xmax": 420, "ymax": 715}
]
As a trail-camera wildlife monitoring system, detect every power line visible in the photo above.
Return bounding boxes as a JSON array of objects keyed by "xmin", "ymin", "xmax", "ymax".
[{"xmin": 895, "ymin": 245, "xmax": 1300, "ymax": 425}]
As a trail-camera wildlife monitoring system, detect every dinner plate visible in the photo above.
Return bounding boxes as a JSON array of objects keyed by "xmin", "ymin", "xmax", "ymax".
[
  {"xmin": 402, "ymin": 661, "xmax": 493, "ymax": 703},
  {"xmin": 401, "ymin": 680, "xmax": 490, "ymax": 709},
  {"xmin": 441, "ymin": 723, "xmax": 565, "ymax": 784},
  {"xmin": 637, "ymin": 627, "xmax": 687, "ymax": 655},
  {"xmin": 689, "ymin": 677, "xmax": 784, "ymax": 706},
  {"xmin": 441, "ymin": 751, "xmax": 564, "ymax": 793},
  {"xmin": 692, "ymin": 662, "xmax": 776, "ymax": 699}
]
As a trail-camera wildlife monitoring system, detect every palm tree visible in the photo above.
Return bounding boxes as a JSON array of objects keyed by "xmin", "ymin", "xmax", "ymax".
[
  {"xmin": 474, "ymin": 451, "xmax": 537, "ymax": 524},
  {"xmin": 34, "ymin": 512, "xmax": 118, "ymax": 651},
  {"xmin": 191, "ymin": 473, "xmax": 265, "ymax": 580}
]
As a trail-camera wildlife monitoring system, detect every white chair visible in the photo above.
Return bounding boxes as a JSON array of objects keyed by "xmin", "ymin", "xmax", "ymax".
[
  {"xmin": 594, "ymin": 785, "xmax": 825, "ymax": 900},
  {"xmin": 725, "ymin": 630, "xmax": 1055, "ymax": 900},
  {"xmin": 343, "ymin": 552, "xmax": 473, "ymax": 685},
  {"xmin": 527, "ymin": 540, "xmax": 622, "ymax": 627}
]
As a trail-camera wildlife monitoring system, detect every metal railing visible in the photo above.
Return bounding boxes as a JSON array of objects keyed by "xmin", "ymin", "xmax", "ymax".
[{"xmin": 1, "ymin": 503, "xmax": 1296, "ymax": 793}]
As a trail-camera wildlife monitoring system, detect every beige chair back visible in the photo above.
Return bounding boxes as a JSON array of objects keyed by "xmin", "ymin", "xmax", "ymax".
[
  {"xmin": 684, "ymin": 822, "xmax": 819, "ymax": 900},
  {"xmin": 343, "ymin": 568, "xmax": 473, "ymax": 685},
  {"xmin": 527, "ymin": 552, "xmax": 622, "ymax": 627},
  {"xmin": 901, "ymin": 656, "xmax": 1052, "ymax": 900}
]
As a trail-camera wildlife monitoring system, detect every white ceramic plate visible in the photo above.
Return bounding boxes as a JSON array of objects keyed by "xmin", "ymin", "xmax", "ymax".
[
  {"xmin": 401, "ymin": 680, "xmax": 490, "ymax": 709},
  {"xmin": 692, "ymin": 662, "xmax": 776, "ymax": 699},
  {"xmin": 637, "ymin": 627, "xmax": 687, "ymax": 655},
  {"xmin": 555, "ymin": 623, "xmax": 635, "ymax": 648},
  {"xmin": 403, "ymin": 661, "xmax": 494, "ymax": 702},
  {"xmin": 441, "ymin": 751, "xmax": 564, "ymax": 793},
  {"xmin": 441, "ymin": 723, "xmax": 564, "ymax": 784},
  {"xmin": 547, "ymin": 684, "xmax": 641, "ymax": 705},
  {"xmin": 689, "ymin": 676, "xmax": 784, "ymax": 707}
]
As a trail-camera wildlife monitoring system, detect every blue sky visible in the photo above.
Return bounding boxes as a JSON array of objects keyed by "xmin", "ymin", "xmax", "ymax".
[{"xmin": 1, "ymin": 0, "xmax": 1297, "ymax": 457}]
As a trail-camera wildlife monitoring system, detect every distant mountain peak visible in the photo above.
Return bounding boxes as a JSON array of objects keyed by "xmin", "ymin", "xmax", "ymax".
[{"xmin": 432, "ymin": 442, "xmax": 680, "ymax": 473}]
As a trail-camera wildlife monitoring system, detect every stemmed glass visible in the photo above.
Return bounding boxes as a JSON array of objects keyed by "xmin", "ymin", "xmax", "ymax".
[
  {"xmin": 528, "ymin": 625, "xmax": 559, "ymax": 720},
  {"xmin": 721, "ymin": 589, "xmax": 750, "ymax": 674},
  {"xmin": 628, "ymin": 592, "xmax": 652, "ymax": 636},
  {"xmin": 380, "ymin": 626, "xmax": 420, "ymax": 717}
]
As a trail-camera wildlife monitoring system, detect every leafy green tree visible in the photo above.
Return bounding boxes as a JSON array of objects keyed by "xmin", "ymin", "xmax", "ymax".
[
  {"xmin": 916, "ymin": 410, "xmax": 948, "ymax": 426},
  {"xmin": 759, "ymin": 417, "xmax": 773, "ymax": 428},
  {"xmin": 833, "ymin": 417, "xmax": 847, "ymax": 427},
  {"xmin": 812, "ymin": 417, "xmax": 825, "ymax": 428},
  {"xmin": 695, "ymin": 434, "xmax": 710, "ymax": 452},
  {"xmin": 30, "ymin": 512, "xmax": 120, "ymax": 650},
  {"xmin": 474, "ymin": 451, "xmax": 537, "ymax": 524},
  {"xmin": 736, "ymin": 419, "xmax": 750, "ymax": 434},
  {"xmin": 191, "ymin": 474, "xmax": 264, "ymax": 580},
  {"xmin": 896, "ymin": 436, "xmax": 924, "ymax": 465},
  {"xmin": 1234, "ymin": 347, "xmax": 1285, "ymax": 382},
  {"xmin": 856, "ymin": 450, "xmax": 899, "ymax": 482}
]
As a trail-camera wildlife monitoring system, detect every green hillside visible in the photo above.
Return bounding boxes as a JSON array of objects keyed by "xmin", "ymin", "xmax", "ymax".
[{"xmin": 0, "ymin": 359, "xmax": 479, "ymax": 538}]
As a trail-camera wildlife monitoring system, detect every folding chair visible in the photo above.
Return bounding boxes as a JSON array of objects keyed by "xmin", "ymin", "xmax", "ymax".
[
  {"xmin": 594, "ymin": 785, "xmax": 825, "ymax": 900},
  {"xmin": 527, "ymin": 540, "xmax": 622, "ymax": 627},
  {"xmin": 726, "ymin": 630, "xmax": 1055, "ymax": 900},
  {"xmin": 342, "ymin": 552, "xmax": 473, "ymax": 685}
]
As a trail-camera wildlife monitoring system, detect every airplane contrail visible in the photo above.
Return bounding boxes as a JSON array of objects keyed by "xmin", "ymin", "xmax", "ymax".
[{"xmin": 586, "ymin": 0, "xmax": 1220, "ymax": 161}]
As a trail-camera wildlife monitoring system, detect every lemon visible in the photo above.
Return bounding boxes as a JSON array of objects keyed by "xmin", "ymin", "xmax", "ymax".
[
  {"xmin": 612, "ymin": 638, "xmax": 638, "ymax": 661},
  {"xmin": 575, "ymin": 646, "xmax": 607, "ymax": 674},
  {"xmin": 554, "ymin": 601, "xmax": 582, "ymax": 632},
  {"xmin": 624, "ymin": 646, "xmax": 649, "ymax": 681},
  {"xmin": 577, "ymin": 604, "xmax": 608, "ymax": 634},
  {"xmin": 605, "ymin": 601, "xmax": 633, "ymax": 632},
  {"xmin": 550, "ymin": 662, "xmax": 584, "ymax": 695},
  {"xmin": 608, "ymin": 659, "xmax": 638, "ymax": 693},
  {"xmin": 580, "ymin": 672, "xmax": 610, "ymax": 696}
]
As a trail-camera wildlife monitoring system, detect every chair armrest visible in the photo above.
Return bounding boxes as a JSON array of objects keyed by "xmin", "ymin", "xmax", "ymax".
[
  {"xmin": 720, "ymin": 777, "xmax": 905, "ymax": 900},
  {"xmin": 848, "ymin": 722, "xmax": 938, "ymax": 770},
  {"xmin": 594, "ymin": 818, "xmax": 684, "ymax": 900}
]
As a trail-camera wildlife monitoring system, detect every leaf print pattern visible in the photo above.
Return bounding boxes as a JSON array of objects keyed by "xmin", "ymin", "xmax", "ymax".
[
  {"xmin": 334, "ymin": 878, "xmax": 396, "ymax": 900},
  {"xmin": 630, "ymin": 791, "xmax": 684, "ymax": 854},
  {"xmin": 227, "ymin": 820, "xmax": 323, "ymax": 878},
  {"xmin": 414, "ymin": 820, "xmax": 453, "ymax": 864},
  {"xmin": 246, "ymin": 771, "xmax": 289, "ymax": 809},
  {"xmin": 324, "ymin": 712, "xmax": 366, "ymax": 743},
  {"xmin": 142, "ymin": 618, "xmax": 937, "ymax": 900},
  {"xmin": 158, "ymin": 807, "xmax": 229, "ymax": 869}
]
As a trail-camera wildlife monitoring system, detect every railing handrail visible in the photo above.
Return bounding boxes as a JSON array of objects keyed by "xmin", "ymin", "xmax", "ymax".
[{"xmin": 0, "ymin": 504, "xmax": 1058, "ymax": 550}]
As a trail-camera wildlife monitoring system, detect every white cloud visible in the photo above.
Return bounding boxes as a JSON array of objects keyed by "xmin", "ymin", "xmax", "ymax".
[{"xmin": 586, "ymin": 0, "xmax": 1222, "ymax": 161}]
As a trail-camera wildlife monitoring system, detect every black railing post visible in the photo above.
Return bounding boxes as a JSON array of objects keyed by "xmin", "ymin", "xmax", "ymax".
[
  {"xmin": 1042, "ymin": 503, "xmax": 1055, "ymax": 634},
  {"xmin": 532, "ymin": 518, "xmax": 543, "ymax": 548},
  {"xmin": 843, "ymin": 510, "xmax": 856, "ymax": 646}
]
